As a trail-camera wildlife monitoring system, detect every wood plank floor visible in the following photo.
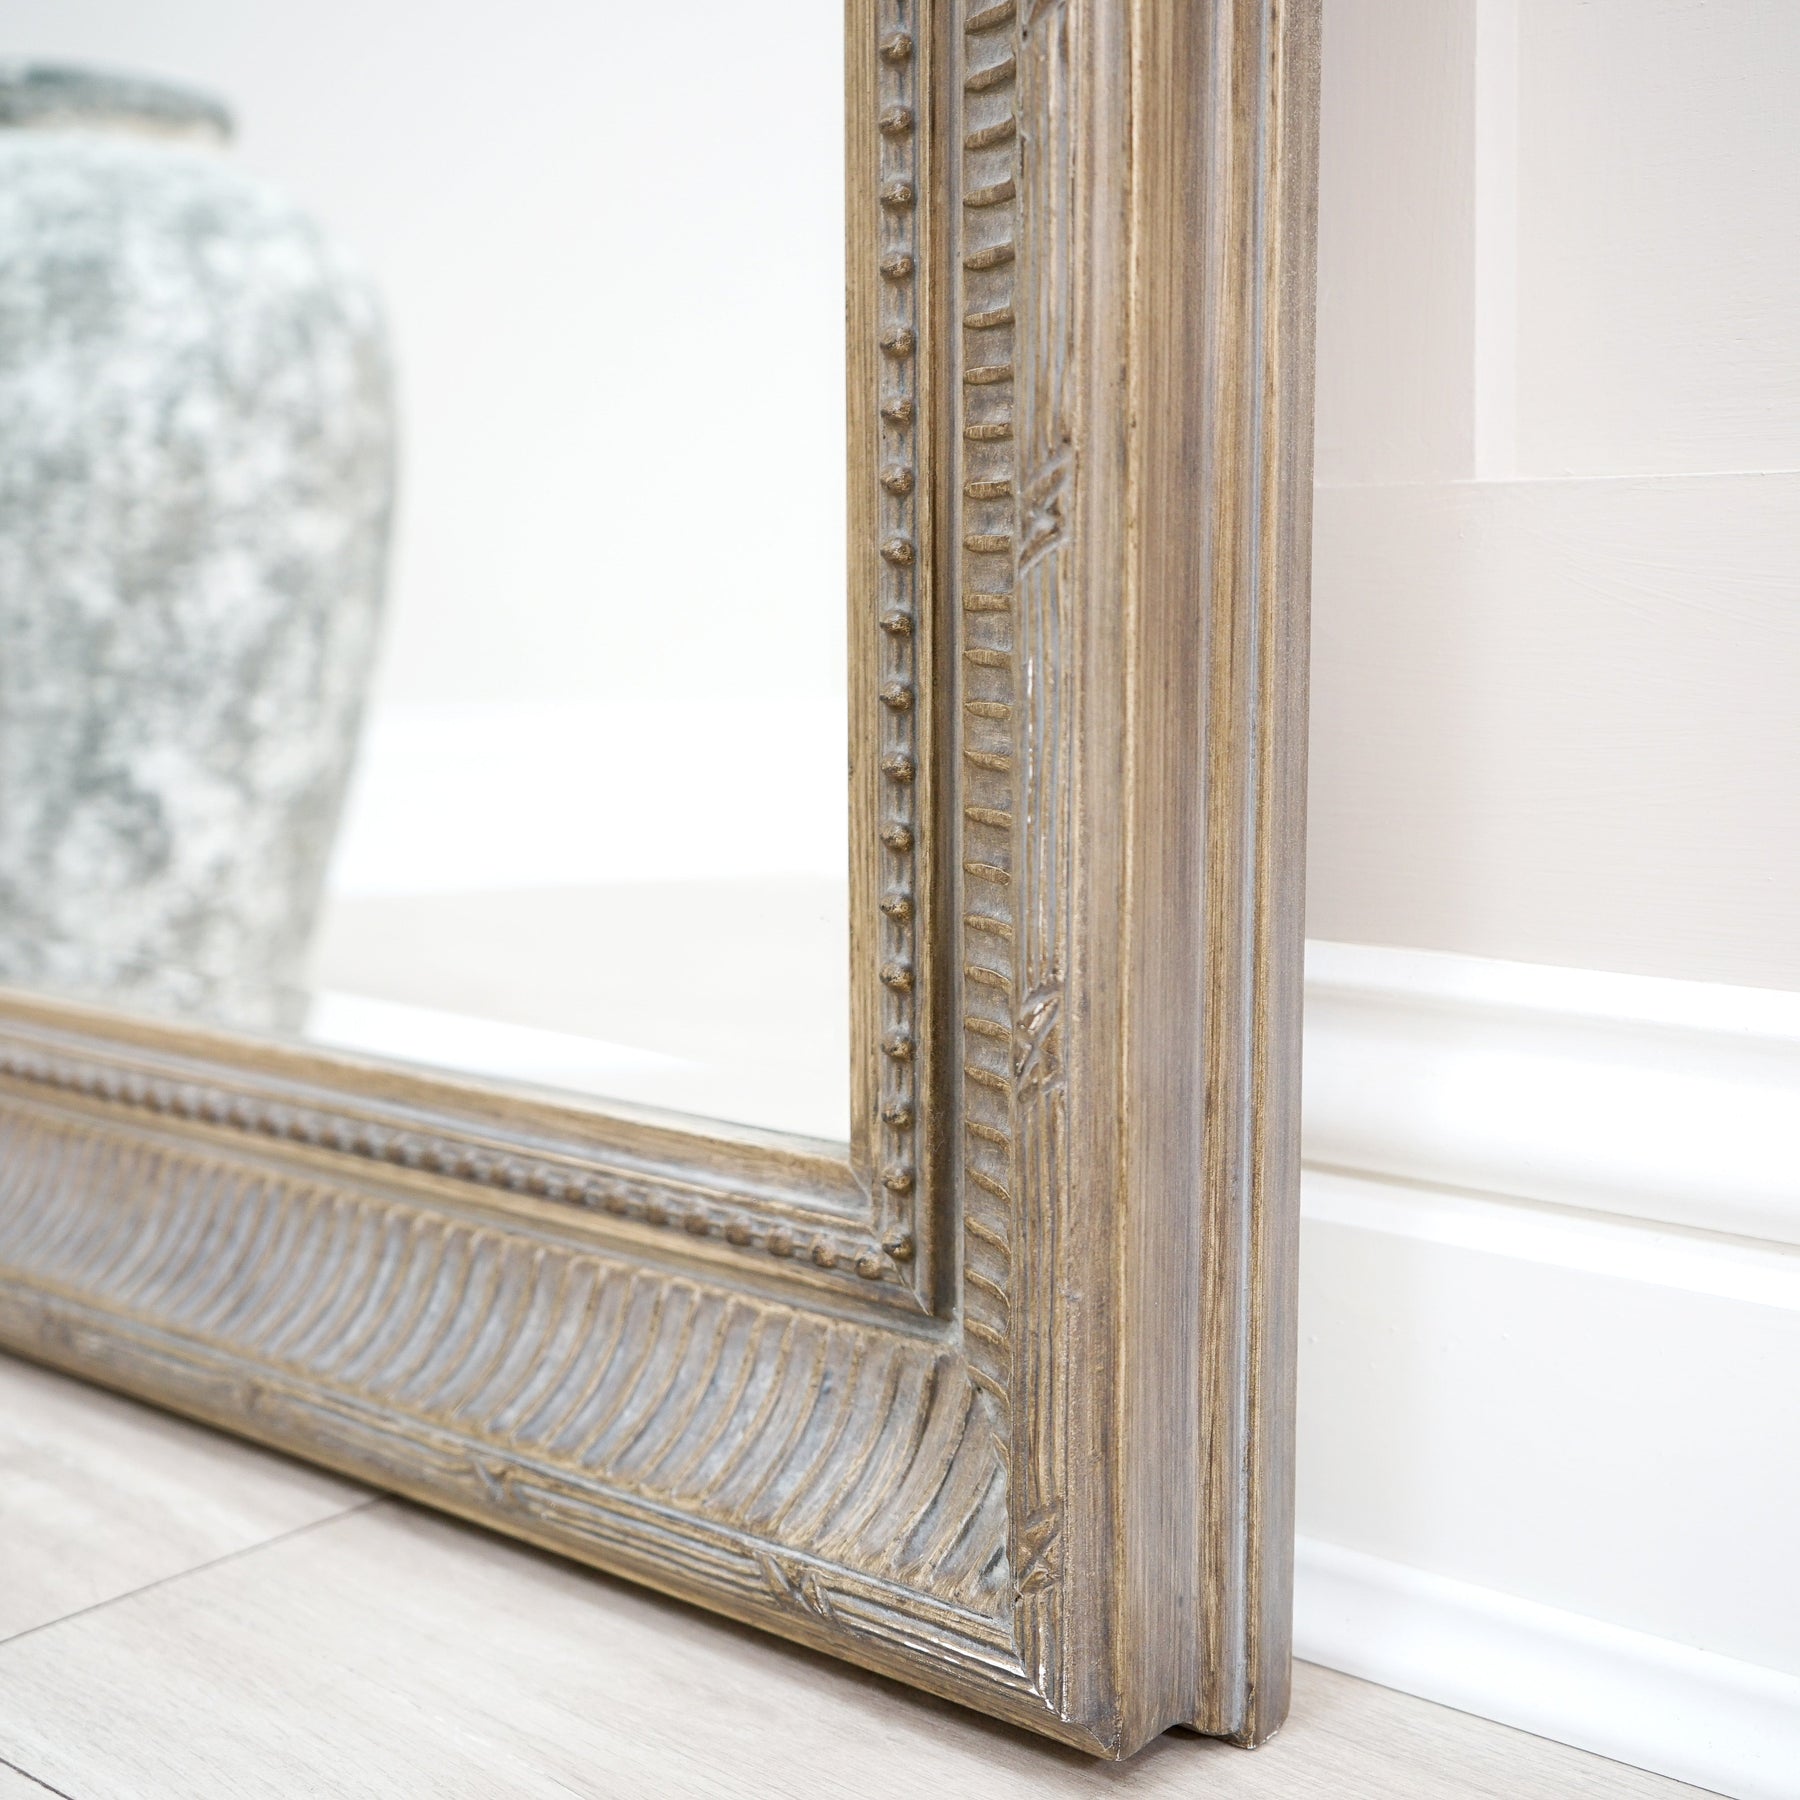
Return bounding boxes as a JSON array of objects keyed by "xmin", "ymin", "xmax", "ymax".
[{"xmin": 0, "ymin": 1353, "xmax": 1709, "ymax": 1798}]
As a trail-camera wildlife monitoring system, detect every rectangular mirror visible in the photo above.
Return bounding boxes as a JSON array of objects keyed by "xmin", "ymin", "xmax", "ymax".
[
  {"xmin": 1, "ymin": 0, "xmax": 853, "ymax": 1142},
  {"xmin": 0, "ymin": 0, "xmax": 1320, "ymax": 1759}
]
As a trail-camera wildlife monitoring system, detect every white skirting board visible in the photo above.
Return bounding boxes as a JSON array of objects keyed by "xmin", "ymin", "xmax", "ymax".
[
  {"xmin": 1297, "ymin": 944, "xmax": 1800, "ymax": 1799},
  {"xmin": 1294, "ymin": 1536, "xmax": 1800, "ymax": 1800},
  {"xmin": 1303, "ymin": 940, "xmax": 1800, "ymax": 1247}
]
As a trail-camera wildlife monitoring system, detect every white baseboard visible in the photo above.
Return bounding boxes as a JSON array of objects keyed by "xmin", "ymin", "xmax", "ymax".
[
  {"xmin": 1295, "ymin": 1536, "xmax": 1800, "ymax": 1800},
  {"xmin": 1304, "ymin": 939, "xmax": 1800, "ymax": 1247},
  {"xmin": 1298, "ymin": 944, "xmax": 1800, "ymax": 1797},
  {"xmin": 1302, "ymin": 1168, "xmax": 1800, "ymax": 1313}
]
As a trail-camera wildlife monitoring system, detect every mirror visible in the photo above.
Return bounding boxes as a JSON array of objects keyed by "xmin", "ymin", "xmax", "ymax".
[{"xmin": 0, "ymin": 1, "xmax": 851, "ymax": 1141}]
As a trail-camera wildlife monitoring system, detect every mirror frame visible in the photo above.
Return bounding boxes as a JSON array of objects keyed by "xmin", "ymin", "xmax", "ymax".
[{"xmin": 0, "ymin": 0, "xmax": 1319, "ymax": 1759}]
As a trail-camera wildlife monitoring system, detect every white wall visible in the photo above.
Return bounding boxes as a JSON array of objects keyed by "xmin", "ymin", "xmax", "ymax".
[
  {"xmin": 1310, "ymin": 0, "xmax": 1800, "ymax": 991},
  {"xmin": 1304, "ymin": 9, "xmax": 1800, "ymax": 1792}
]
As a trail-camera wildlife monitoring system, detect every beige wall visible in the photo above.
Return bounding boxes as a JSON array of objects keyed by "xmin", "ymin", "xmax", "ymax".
[{"xmin": 1310, "ymin": 0, "xmax": 1800, "ymax": 990}]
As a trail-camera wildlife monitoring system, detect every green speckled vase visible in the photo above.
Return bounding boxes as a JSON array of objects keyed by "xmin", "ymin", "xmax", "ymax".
[{"xmin": 0, "ymin": 65, "xmax": 395, "ymax": 1031}]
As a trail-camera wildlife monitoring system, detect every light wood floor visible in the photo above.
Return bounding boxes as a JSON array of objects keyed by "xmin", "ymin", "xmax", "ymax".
[{"xmin": 0, "ymin": 1352, "xmax": 1707, "ymax": 1799}]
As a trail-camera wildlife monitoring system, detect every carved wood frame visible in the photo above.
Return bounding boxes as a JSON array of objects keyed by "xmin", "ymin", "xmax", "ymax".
[{"xmin": 0, "ymin": 0, "xmax": 1319, "ymax": 1760}]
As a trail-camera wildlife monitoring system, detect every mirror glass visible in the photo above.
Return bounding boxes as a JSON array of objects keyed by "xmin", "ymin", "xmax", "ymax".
[{"xmin": 0, "ymin": 1, "xmax": 851, "ymax": 1140}]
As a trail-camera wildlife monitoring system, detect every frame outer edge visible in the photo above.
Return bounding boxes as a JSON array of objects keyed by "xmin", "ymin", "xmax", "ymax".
[
  {"xmin": 1189, "ymin": 0, "xmax": 1320, "ymax": 1748},
  {"xmin": 1049, "ymin": 0, "xmax": 1319, "ymax": 1755},
  {"xmin": 1242, "ymin": 0, "xmax": 1320, "ymax": 1747}
]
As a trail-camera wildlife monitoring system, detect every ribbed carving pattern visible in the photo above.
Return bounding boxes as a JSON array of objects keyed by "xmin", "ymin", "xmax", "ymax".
[
  {"xmin": 0, "ymin": 1099, "xmax": 1011, "ymax": 1626},
  {"xmin": 953, "ymin": 0, "xmax": 1079, "ymax": 1705},
  {"xmin": 956, "ymin": 0, "xmax": 1023, "ymax": 1436}
]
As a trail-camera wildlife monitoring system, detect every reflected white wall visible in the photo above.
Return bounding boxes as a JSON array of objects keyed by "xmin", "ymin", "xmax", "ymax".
[{"xmin": 5, "ymin": 0, "xmax": 849, "ymax": 875}]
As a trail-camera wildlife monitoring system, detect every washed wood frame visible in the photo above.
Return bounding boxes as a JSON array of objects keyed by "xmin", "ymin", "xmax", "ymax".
[{"xmin": 0, "ymin": 0, "xmax": 1319, "ymax": 1759}]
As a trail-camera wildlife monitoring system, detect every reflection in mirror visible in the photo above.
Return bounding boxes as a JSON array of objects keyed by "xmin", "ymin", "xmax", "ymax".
[{"xmin": 0, "ymin": 3, "xmax": 849, "ymax": 1140}]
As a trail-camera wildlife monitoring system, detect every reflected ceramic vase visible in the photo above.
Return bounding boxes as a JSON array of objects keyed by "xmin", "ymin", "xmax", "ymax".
[{"xmin": 0, "ymin": 66, "xmax": 394, "ymax": 1031}]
